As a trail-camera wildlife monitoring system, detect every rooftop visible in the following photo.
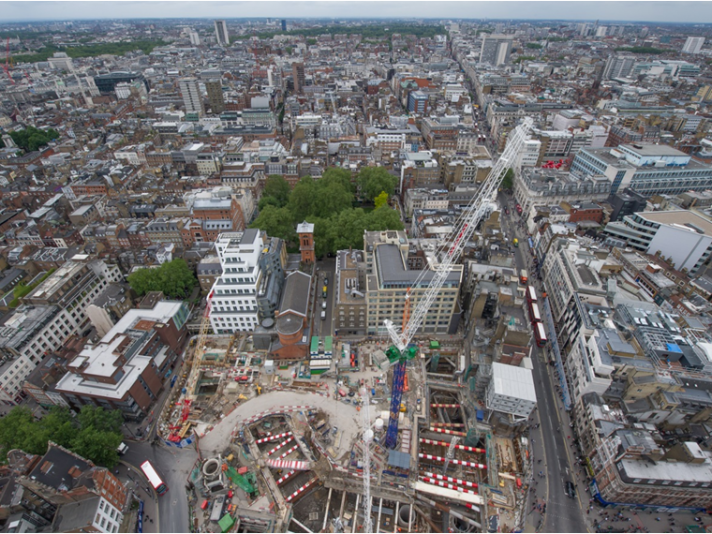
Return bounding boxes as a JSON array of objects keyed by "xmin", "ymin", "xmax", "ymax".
[{"xmin": 640, "ymin": 210, "xmax": 712, "ymax": 237}]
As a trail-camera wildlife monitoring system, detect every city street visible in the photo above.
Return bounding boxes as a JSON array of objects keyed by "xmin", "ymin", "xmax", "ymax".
[
  {"xmin": 122, "ymin": 439, "xmax": 198, "ymax": 534},
  {"xmin": 499, "ymin": 194, "xmax": 587, "ymax": 534}
]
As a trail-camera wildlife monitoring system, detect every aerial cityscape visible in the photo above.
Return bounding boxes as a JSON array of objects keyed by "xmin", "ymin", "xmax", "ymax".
[{"xmin": 3, "ymin": 3, "xmax": 712, "ymax": 533}]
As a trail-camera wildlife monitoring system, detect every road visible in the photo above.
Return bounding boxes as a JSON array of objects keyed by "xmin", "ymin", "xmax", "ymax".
[
  {"xmin": 499, "ymin": 193, "xmax": 588, "ymax": 534},
  {"xmin": 123, "ymin": 440, "xmax": 198, "ymax": 534},
  {"xmin": 316, "ymin": 258, "xmax": 335, "ymax": 337}
]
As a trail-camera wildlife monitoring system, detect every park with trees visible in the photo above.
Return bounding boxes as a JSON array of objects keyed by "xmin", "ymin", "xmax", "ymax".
[
  {"xmin": 0, "ymin": 405, "xmax": 124, "ymax": 468},
  {"xmin": 251, "ymin": 167, "xmax": 404, "ymax": 258}
]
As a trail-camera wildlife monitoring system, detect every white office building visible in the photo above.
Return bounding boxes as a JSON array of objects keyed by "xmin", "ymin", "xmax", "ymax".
[
  {"xmin": 209, "ymin": 230, "xmax": 263, "ymax": 333},
  {"xmin": 683, "ymin": 36, "xmax": 705, "ymax": 54},
  {"xmin": 604, "ymin": 210, "xmax": 712, "ymax": 275},
  {"xmin": 179, "ymin": 77, "xmax": 205, "ymax": 116},
  {"xmin": 214, "ymin": 20, "xmax": 230, "ymax": 46}
]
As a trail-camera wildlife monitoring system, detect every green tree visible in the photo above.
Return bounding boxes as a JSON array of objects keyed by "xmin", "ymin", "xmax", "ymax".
[
  {"xmin": 311, "ymin": 178, "xmax": 354, "ymax": 219},
  {"xmin": 526, "ymin": 43, "xmax": 543, "ymax": 49},
  {"xmin": 321, "ymin": 167, "xmax": 355, "ymax": 194},
  {"xmin": 287, "ymin": 176, "xmax": 316, "ymax": 222},
  {"xmin": 365, "ymin": 206, "xmax": 404, "ymax": 232},
  {"xmin": 9, "ymin": 126, "xmax": 60, "ymax": 153},
  {"xmin": 262, "ymin": 174, "xmax": 291, "ymax": 207},
  {"xmin": 0, "ymin": 407, "xmax": 42, "ymax": 456},
  {"xmin": 374, "ymin": 191, "xmax": 389, "ymax": 209},
  {"xmin": 76, "ymin": 405, "xmax": 123, "ymax": 435},
  {"xmin": 305, "ymin": 216, "xmax": 332, "ymax": 259},
  {"xmin": 258, "ymin": 195, "xmax": 281, "ymax": 211},
  {"xmin": 250, "ymin": 205, "xmax": 296, "ymax": 244},
  {"xmin": 501, "ymin": 168, "xmax": 515, "ymax": 190},
  {"xmin": 127, "ymin": 259, "xmax": 196, "ymax": 299},
  {"xmin": 72, "ymin": 427, "xmax": 122, "ymax": 469},
  {"xmin": 357, "ymin": 167, "xmax": 398, "ymax": 202},
  {"xmin": 157, "ymin": 259, "xmax": 198, "ymax": 299},
  {"xmin": 328, "ymin": 209, "xmax": 368, "ymax": 251}
]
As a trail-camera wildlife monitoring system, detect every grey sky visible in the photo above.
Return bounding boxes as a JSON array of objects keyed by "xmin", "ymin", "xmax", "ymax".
[{"xmin": 2, "ymin": 1, "xmax": 712, "ymax": 24}]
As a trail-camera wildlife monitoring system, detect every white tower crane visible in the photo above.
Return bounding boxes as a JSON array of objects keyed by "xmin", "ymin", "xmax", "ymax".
[{"xmin": 379, "ymin": 117, "xmax": 534, "ymax": 450}]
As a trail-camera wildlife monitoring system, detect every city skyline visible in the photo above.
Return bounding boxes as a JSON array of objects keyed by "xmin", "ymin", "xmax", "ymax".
[{"xmin": 3, "ymin": 1, "xmax": 712, "ymax": 24}]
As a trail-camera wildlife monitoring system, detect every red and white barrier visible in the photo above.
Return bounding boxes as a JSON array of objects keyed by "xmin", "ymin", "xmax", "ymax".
[
  {"xmin": 266, "ymin": 459, "xmax": 311, "ymax": 471},
  {"xmin": 418, "ymin": 453, "xmax": 486, "ymax": 469},
  {"xmin": 275, "ymin": 470, "xmax": 296, "ymax": 485},
  {"xmin": 277, "ymin": 444, "xmax": 299, "ymax": 459},
  {"xmin": 431, "ymin": 422, "xmax": 465, "ymax": 427},
  {"xmin": 285, "ymin": 476, "xmax": 319, "ymax": 503},
  {"xmin": 419, "ymin": 476, "xmax": 477, "ymax": 495},
  {"xmin": 428, "ymin": 427, "xmax": 467, "ymax": 437},
  {"xmin": 267, "ymin": 437, "xmax": 294, "ymax": 456},
  {"xmin": 430, "ymin": 403, "xmax": 460, "ymax": 408},
  {"xmin": 422, "ymin": 471, "xmax": 478, "ymax": 489},
  {"xmin": 419, "ymin": 438, "xmax": 486, "ymax": 454},
  {"xmin": 256, "ymin": 431, "xmax": 292, "ymax": 445}
]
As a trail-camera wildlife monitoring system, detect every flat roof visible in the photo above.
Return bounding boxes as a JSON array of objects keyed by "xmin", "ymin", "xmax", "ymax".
[
  {"xmin": 491, "ymin": 362, "xmax": 537, "ymax": 403},
  {"xmin": 620, "ymin": 143, "xmax": 687, "ymax": 157},
  {"xmin": 639, "ymin": 210, "xmax": 712, "ymax": 237}
]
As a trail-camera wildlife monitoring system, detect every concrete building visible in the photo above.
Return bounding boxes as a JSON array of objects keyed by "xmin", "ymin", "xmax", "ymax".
[
  {"xmin": 179, "ymin": 77, "xmax": 205, "ymax": 116},
  {"xmin": 205, "ymin": 79, "xmax": 225, "ymax": 114},
  {"xmin": 364, "ymin": 231, "xmax": 462, "ymax": 336},
  {"xmin": 542, "ymin": 238, "xmax": 607, "ymax": 326},
  {"xmin": 486, "ymin": 362, "xmax": 537, "ymax": 420},
  {"xmin": 602, "ymin": 55, "xmax": 636, "ymax": 80},
  {"xmin": 479, "ymin": 34, "xmax": 513, "ymax": 66},
  {"xmin": 604, "ymin": 210, "xmax": 712, "ymax": 275},
  {"xmin": 292, "ymin": 62, "xmax": 305, "ymax": 94},
  {"xmin": 214, "ymin": 19, "xmax": 230, "ymax": 46},
  {"xmin": 197, "ymin": 255, "xmax": 222, "ymax": 293},
  {"xmin": 56, "ymin": 300, "xmax": 189, "ymax": 419},
  {"xmin": 571, "ymin": 143, "xmax": 712, "ymax": 195},
  {"xmin": 399, "ymin": 151, "xmax": 440, "ymax": 196},
  {"xmin": 272, "ymin": 271, "xmax": 311, "ymax": 360},
  {"xmin": 0, "ymin": 259, "xmax": 122, "ymax": 404},
  {"xmin": 513, "ymin": 168, "xmax": 611, "ymax": 216},
  {"xmin": 683, "ymin": 36, "xmax": 705, "ymax": 54},
  {"xmin": 334, "ymin": 249, "xmax": 367, "ymax": 336},
  {"xmin": 407, "ymin": 91, "xmax": 428, "ymax": 114},
  {"xmin": 85, "ymin": 283, "xmax": 132, "ymax": 338}
]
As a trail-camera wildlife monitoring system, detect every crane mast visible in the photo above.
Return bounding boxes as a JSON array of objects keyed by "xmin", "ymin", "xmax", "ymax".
[{"xmin": 382, "ymin": 117, "xmax": 533, "ymax": 450}]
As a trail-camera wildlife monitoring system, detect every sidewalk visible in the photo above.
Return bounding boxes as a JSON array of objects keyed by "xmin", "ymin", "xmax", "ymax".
[{"xmin": 117, "ymin": 461, "xmax": 159, "ymax": 533}]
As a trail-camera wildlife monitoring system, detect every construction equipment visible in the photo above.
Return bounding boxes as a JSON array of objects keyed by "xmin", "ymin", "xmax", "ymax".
[
  {"xmin": 3, "ymin": 38, "xmax": 15, "ymax": 85},
  {"xmin": 379, "ymin": 117, "xmax": 533, "ymax": 450}
]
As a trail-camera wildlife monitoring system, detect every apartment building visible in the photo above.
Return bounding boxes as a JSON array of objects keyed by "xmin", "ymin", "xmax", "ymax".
[
  {"xmin": 0, "ymin": 259, "xmax": 121, "ymax": 404},
  {"xmin": 513, "ymin": 167, "xmax": 611, "ymax": 216},
  {"xmin": 209, "ymin": 230, "xmax": 286, "ymax": 333},
  {"xmin": 399, "ymin": 151, "xmax": 440, "ymax": 197},
  {"xmin": 56, "ymin": 300, "xmax": 188, "ymax": 419},
  {"xmin": 604, "ymin": 210, "xmax": 712, "ymax": 275},
  {"xmin": 364, "ymin": 231, "xmax": 462, "ymax": 336},
  {"xmin": 542, "ymin": 239, "xmax": 607, "ymax": 327}
]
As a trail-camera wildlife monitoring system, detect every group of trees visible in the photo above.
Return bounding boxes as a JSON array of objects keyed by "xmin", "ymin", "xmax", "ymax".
[
  {"xmin": 12, "ymin": 40, "xmax": 167, "ymax": 64},
  {"xmin": 251, "ymin": 167, "xmax": 404, "ymax": 257},
  {"xmin": 127, "ymin": 258, "xmax": 196, "ymax": 299},
  {"xmin": 233, "ymin": 23, "xmax": 447, "ymax": 43},
  {"xmin": 7, "ymin": 126, "xmax": 60, "ymax": 153},
  {"xmin": 0, "ymin": 405, "xmax": 124, "ymax": 468},
  {"xmin": 615, "ymin": 46, "xmax": 665, "ymax": 55}
]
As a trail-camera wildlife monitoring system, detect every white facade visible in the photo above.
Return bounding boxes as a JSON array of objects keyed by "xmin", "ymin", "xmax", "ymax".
[
  {"xmin": 564, "ymin": 332, "xmax": 614, "ymax": 406},
  {"xmin": 605, "ymin": 211, "xmax": 712, "ymax": 275},
  {"xmin": 114, "ymin": 83, "xmax": 132, "ymax": 100},
  {"xmin": 93, "ymin": 497, "xmax": 123, "ymax": 533},
  {"xmin": 209, "ymin": 230, "xmax": 264, "ymax": 333},
  {"xmin": 486, "ymin": 362, "xmax": 537, "ymax": 419},
  {"xmin": 179, "ymin": 77, "xmax": 205, "ymax": 116},
  {"xmin": 683, "ymin": 36, "xmax": 705, "ymax": 54}
]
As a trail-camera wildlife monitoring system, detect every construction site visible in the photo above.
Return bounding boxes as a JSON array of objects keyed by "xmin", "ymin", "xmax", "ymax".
[{"xmin": 154, "ymin": 119, "xmax": 538, "ymax": 533}]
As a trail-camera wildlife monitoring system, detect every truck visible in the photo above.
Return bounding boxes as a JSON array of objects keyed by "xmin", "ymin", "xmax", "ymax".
[{"xmin": 519, "ymin": 269, "xmax": 529, "ymax": 285}]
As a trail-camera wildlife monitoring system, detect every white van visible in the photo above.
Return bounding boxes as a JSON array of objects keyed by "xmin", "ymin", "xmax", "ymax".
[{"xmin": 117, "ymin": 442, "xmax": 129, "ymax": 455}]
